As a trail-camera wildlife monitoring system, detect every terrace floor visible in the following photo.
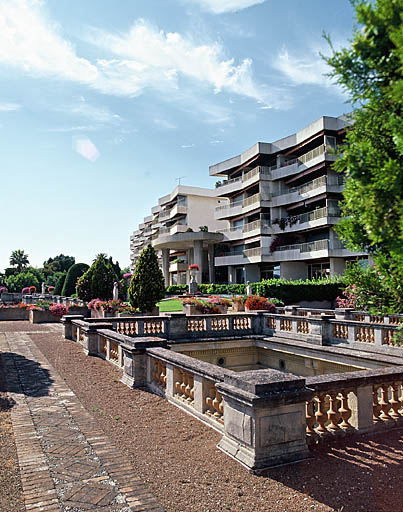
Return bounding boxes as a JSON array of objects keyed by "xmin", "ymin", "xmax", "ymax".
[{"xmin": 1, "ymin": 321, "xmax": 403, "ymax": 512}]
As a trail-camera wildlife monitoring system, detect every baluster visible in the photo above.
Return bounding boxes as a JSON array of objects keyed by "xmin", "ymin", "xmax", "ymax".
[
  {"xmin": 338, "ymin": 390, "xmax": 352, "ymax": 429},
  {"xmin": 306, "ymin": 400, "xmax": 316, "ymax": 435},
  {"xmin": 389, "ymin": 382, "xmax": 400, "ymax": 420},
  {"xmin": 327, "ymin": 391, "xmax": 341, "ymax": 431},
  {"xmin": 373, "ymin": 385, "xmax": 382, "ymax": 423},
  {"xmin": 314, "ymin": 394, "xmax": 328, "ymax": 433},
  {"xmin": 379, "ymin": 384, "xmax": 392, "ymax": 421}
]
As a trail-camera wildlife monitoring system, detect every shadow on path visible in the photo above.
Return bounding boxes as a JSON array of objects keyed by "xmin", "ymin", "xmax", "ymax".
[
  {"xmin": 261, "ymin": 429, "xmax": 403, "ymax": 512},
  {"xmin": 0, "ymin": 352, "xmax": 53, "ymax": 410}
]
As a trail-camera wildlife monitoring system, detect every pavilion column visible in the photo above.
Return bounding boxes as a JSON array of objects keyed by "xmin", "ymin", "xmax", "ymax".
[
  {"xmin": 193, "ymin": 240, "xmax": 203, "ymax": 284},
  {"xmin": 208, "ymin": 244, "xmax": 215, "ymax": 284},
  {"xmin": 162, "ymin": 248, "xmax": 170, "ymax": 287}
]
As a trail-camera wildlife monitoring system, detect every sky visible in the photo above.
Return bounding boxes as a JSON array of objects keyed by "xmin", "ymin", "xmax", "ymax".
[{"xmin": 0, "ymin": 0, "xmax": 356, "ymax": 272}]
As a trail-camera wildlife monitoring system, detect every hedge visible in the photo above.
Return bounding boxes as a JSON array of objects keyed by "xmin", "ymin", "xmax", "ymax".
[
  {"xmin": 166, "ymin": 277, "xmax": 346, "ymax": 305},
  {"xmin": 61, "ymin": 263, "xmax": 89, "ymax": 297}
]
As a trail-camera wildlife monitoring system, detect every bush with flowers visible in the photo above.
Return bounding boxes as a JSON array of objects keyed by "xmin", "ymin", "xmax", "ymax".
[
  {"xmin": 102, "ymin": 299, "xmax": 122, "ymax": 313},
  {"xmin": 336, "ymin": 285, "xmax": 357, "ymax": 309},
  {"xmin": 244, "ymin": 295, "xmax": 275, "ymax": 312},
  {"xmin": 88, "ymin": 299, "xmax": 106, "ymax": 311},
  {"xmin": 0, "ymin": 286, "xmax": 8, "ymax": 294},
  {"xmin": 49, "ymin": 304, "xmax": 68, "ymax": 318},
  {"xmin": 29, "ymin": 286, "xmax": 36, "ymax": 294},
  {"xmin": 48, "ymin": 286, "xmax": 55, "ymax": 293},
  {"xmin": 117, "ymin": 303, "xmax": 138, "ymax": 315},
  {"xmin": 0, "ymin": 302, "xmax": 31, "ymax": 310},
  {"xmin": 21, "ymin": 287, "xmax": 30, "ymax": 294}
]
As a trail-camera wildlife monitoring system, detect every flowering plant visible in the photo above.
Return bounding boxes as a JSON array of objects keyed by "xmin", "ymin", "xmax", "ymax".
[
  {"xmin": 102, "ymin": 299, "xmax": 122, "ymax": 313},
  {"xmin": 188, "ymin": 264, "xmax": 200, "ymax": 270},
  {"xmin": 50, "ymin": 304, "xmax": 68, "ymax": 318},
  {"xmin": 206, "ymin": 296, "xmax": 231, "ymax": 306},
  {"xmin": 182, "ymin": 297, "xmax": 202, "ymax": 306},
  {"xmin": 123, "ymin": 273, "xmax": 132, "ymax": 280},
  {"xmin": 22, "ymin": 287, "xmax": 30, "ymax": 294},
  {"xmin": 0, "ymin": 286, "xmax": 8, "ymax": 294},
  {"xmin": 117, "ymin": 303, "xmax": 138, "ymax": 314},
  {"xmin": 88, "ymin": 299, "xmax": 106, "ymax": 311},
  {"xmin": 29, "ymin": 286, "xmax": 36, "ymax": 294},
  {"xmin": 27, "ymin": 305, "xmax": 43, "ymax": 311},
  {"xmin": 232, "ymin": 295, "xmax": 246, "ymax": 305},
  {"xmin": 48, "ymin": 286, "xmax": 55, "ymax": 292},
  {"xmin": 0, "ymin": 302, "xmax": 32, "ymax": 310},
  {"xmin": 245, "ymin": 295, "xmax": 275, "ymax": 312},
  {"xmin": 336, "ymin": 285, "xmax": 357, "ymax": 309}
]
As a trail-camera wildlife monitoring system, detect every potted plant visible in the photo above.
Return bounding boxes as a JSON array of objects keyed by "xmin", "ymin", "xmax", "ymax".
[
  {"xmin": 182, "ymin": 297, "xmax": 204, "ymax": 315},
  {"xmin": 206, "ymin": 296, "xmax": 231, "ymax": 314}
]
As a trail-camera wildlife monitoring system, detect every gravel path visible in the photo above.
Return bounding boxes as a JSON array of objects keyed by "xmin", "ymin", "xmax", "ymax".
[{"xmin": 2, "ymin": 321, "xmax": 403, "ymax": 512}]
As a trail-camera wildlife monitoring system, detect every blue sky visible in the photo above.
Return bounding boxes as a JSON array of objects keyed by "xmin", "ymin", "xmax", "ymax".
[{"xmin": 0, "ymin": 0, "xmax": 355, "ymax": 272}]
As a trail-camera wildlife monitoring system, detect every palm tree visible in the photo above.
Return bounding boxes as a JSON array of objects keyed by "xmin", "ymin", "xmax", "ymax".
[{"xmin": 10, "ymin": 250, "xmax": 29, "ymax": 272}]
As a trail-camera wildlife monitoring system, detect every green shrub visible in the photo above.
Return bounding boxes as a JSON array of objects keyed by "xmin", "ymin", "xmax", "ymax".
[
  {"xmin": 61, "ymin": 263, "xmax": 89, "ymax": 297},
  {"xmin": 76, "ymin": 255, "xmax": 119, "ymax": 301},
  {"xmin": 128, "ymin": 245, "xmax": 165, "ymax": 312},
  {"xmin": 5, "ymin": 271, "xmax": 41, "ymax": 293},
  {"xmin": 53, "ymin": 272, "xmax": 66, "ymax": 295}
]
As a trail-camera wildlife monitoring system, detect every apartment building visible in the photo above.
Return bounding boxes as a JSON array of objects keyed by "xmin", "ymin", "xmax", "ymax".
[
  {"xmin": 210, "ymin": 115, "xmax": 366, "ymax": 283},
  {"xmin": 130, "ymin": 185, "xmax": 227, "ymax": 286}
]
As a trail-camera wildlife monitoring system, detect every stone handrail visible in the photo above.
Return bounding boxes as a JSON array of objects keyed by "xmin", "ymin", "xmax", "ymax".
[{"xmin": 305, "ymin": 366, "xmax": 403, "ymax": 443}]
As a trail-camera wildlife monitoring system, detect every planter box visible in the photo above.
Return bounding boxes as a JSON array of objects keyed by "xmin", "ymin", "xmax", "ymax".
[
  {"xmin": 67, "ymin": 306, "xmax": 90, "ymax": 317},
  {"xmin": 0, "ymin": 308, "xmax": 30, "ymax": 321},
  {"xmin": 232, "ymin": 302, "xmax": 245, "ymax": 313},
  {"xmin": 183, "ymin": 304, "xmax": 203, "ymax": 316},
  {"xmin": 29, "ymin": 310, "xmax": 59, "ymax": 324},
  {"xmin": 91, "ymin": 308, "xmax": 118, "ymax": 318}
]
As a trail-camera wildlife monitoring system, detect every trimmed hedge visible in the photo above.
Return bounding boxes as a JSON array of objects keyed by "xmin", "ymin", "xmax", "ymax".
[
  {"xmin": 61, "ymin": 263, "xmax": 89, "ymax": 297},
  {"xmin": 53, "ymin": 272, "xmax": 66, "ymax": 295},
  {"xmin": 166, "ymin": 278, "xmax": 346, "ymax": 305}
]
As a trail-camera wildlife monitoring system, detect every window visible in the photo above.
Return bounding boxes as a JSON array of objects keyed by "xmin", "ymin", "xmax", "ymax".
[{"xmin": 308, "ymin": 262, "xmax": 330, "ymax": 279}]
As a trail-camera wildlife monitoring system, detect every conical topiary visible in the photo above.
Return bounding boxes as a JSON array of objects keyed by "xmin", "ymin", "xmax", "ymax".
[
  {"xmin": 76, "ymin": 255, "xmax": 119, "ymax": 301},
  {"xmin": 128, "ymin": 245, "xmax": 165, "ymax": 312},
  {"xmin": 61, "ymin": 263, "xmax": 89, "ymax": 297}
]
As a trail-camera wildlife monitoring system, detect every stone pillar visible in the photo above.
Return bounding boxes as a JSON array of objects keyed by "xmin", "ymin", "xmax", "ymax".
[
  {"xmin": 217, "ymin": 370, "xmax": 312, "ymax": 472},
  {"xmin": 208, "ymin": 244, "xmax": 215, "ymax": 284},
  {"xmin": 348, "ymin": 385, "xmax": 374, "ymax": 432},
  {"xmin": 162, "ymin": 248, "xmax": 170, "ymax": 287},
  {"xmin": 330, "ymin": 257, "xmax": 345, "ymax": 276},
  {"xmin": 228, "ymin": 265, "xmax": 234, "ymax": 284},
  {"xmin": 194, "ymin": 240, "xmax": 203, "ymax": 283}
]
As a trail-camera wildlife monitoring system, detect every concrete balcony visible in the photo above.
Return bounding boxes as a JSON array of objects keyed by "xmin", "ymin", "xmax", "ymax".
[
  {"xmin": 271, "ymin": 207, "xmax": 340, "ymax": 234},
  {"xmin": 215, "ymin": 253, "xmax": 247, "ymax": 266},
  {"xmin": 169, "ymin": 223, "xmax": 188, "ymax": 235},
  {"xmin": 272, "ymin": 239, "xmax": 330, "ymax": 262},
  {"xmin": 242, "ymin": 192, "xmax": 271, "ymax": 214},
  {"xmin": 271, "ymin": 175, "xmax": 343, "ymax": 208},
  {"xmin": 218, "ymin": 227, "xmax": 243, "ymax": 241},
  {"xmin": 159, "ymin": 210, "xmax": 170, "ymax": 222},
  {"xmin": 242, "ymin": 220, "xmax": 271, "ymax": 238},
  {"xmin": 215, "ymin": 176, "xmax": 243, "ymax": 195},
  {"xmin": 271, "ymin": 145, "xmax": 338, "ymax": 181},
  {"xmin": 242, "ymin": 166, "xmax": 271, "ymax": 187},
  {"xmin": 215, "ymin": 201, "xmax": 243, "ymax": 220},
  {"xmin": 170, "ymin": 203, "xmax": 187, "ymax": 219},
  {"xmin": 169, "ymin": 262, "xmax": 188, "ymax": 273}
]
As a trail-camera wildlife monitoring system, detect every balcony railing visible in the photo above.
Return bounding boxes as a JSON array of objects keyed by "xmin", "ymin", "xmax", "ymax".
[
  {"xmin": 275, "ymin": 239, "xmax": 329, "ymax": 253},
  {"xmin": 242, "ymin": 219, "xmax": 270, "ymax": 233},
  {"xmin": 215, "ymin": 200, "xmax": 243, "ymax": 212},
  {"xmin": 276, "ymin": 207, "xmax": 341, "ymax": 228},
  {"xmin": 215, "ymin": 176, "xmax": 242, "ymax": 189},
  {"xmin": 242, "ymin": 166, "xmax": 270, "ymax": 182},
  {"xmin": 242, "ymin": 193, "xmax": 261, "ymax": 208},
  {"xmin": 243, "ymin": 247, "xmax": 261, "ymax": 258}
]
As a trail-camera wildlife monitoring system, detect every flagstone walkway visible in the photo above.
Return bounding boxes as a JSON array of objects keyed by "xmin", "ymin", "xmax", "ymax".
[{"xmin": 0, "ymin": 330, "xmax": 164, "ymax": 512}]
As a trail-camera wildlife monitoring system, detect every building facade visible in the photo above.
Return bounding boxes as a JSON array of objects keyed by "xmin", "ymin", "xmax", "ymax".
[
  {"xmin": 130, "ymin": 186, "xmax": 227, "ymax": 286},
  {"xmin": 210, "ymin": 115, "xmax": 366, "ymax": 283}
]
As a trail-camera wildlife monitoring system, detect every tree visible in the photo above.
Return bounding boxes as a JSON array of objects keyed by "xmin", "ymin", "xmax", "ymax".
[
  {"xmin": 324, "ymin": 0, "xmax": 403, "ymax": 311},
  {"xmin": 9, "ymin": 250, "xmax": 29, "ymax": 272},
  {"xmin": 43, "ymin": 254, "xmax": 75, "ymax": 275},
  {"xmin": 128, "ymin": 245, "xmax": 165, "ymax": 312},
  {"xmin": 61, "ymin": 263, "xmax": 89, "ymax": 297},
  {"xmin": 5, "ymin": 271, "xmax": 40, "ymax": 293},
  {"xmin": 53, "ymin": 272, "xmax": 67, "ymax": 295},
  {"xmin": 76, "ymin": 254, "xmax": 119, "ymax": 301}
]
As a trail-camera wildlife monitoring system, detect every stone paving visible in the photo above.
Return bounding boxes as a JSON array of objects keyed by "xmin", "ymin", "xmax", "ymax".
[{"xmin": 0, "ymin": 330, "xmax": 164, "ymax": 512}]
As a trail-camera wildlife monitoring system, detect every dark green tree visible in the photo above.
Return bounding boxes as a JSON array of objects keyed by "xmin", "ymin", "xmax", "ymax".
[
  {"xmin": 76, "ymin": 254, "xmax": 119, "ymax": 301},
  {"xmin": 5, "ymin": 271, "xmax": 40, "ymax": 293},
  {"xmin": 53, "ymin": 272, "xmax": 67, "ymax": 295},
  {"xmin": 61, "ymin": 263, "xmax": 89, "ymax": 297},
  {"xmin": 324, "ymin": 0, "xmax": 403, "ymax": 311},
  {"xmin": 43, "ymin": 254, "xmax": 75, "ymax": 275},
  {"xmin": 128, "ymin": 245, "xmax": 165, "ymax": 312},
  {"xmin": 9, "ymin": 249, "xmax": 29, "ymax": 272}
]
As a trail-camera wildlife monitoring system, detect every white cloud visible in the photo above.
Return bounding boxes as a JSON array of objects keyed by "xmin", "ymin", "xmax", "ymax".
[
  {"xmin": 181, "ymin": 143, "xmax": 195, "ymax": 148},
  {"xmin": 154, "ymin": 119, "xmax": 177, "ymax": 130},
  {"xmin": 0, "ymin": 0, "xmax": 98, "ymax": 84},
  {"xmin": 46, "ymin": 125, "xmax": 99, "ymax": 133},
  {"xmin": 210, "ymin": 139, "xmax": 223, "ymax": 144},
  {"xmin": 0, "ymin": 102, "xmax": 21, "ymax": 111},
  {"xmin": 185, "ymin": 0, "xmax": 266, "ymax": 14},
  {"xmin": 0, "ymin": 1, "xmax": 287, "ymax": 111},
  {"xmin": 73, "ymin": 136, "xmax": 100, "ymax": 162},
  {"xmin": 273, "ymin": 47, "xmax": 336, "ymax": 87}
]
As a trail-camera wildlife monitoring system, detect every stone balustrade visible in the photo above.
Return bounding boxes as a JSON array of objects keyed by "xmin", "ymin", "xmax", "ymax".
[
  {"xmin": 305, "ymin": 367, "xmax": 403, "ymax": 443},
  {"xmin": 60, "ymin": 315, "xmax": 403, "ymax": 472}
]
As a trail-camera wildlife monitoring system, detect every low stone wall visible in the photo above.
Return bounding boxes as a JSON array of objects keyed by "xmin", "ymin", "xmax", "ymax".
[
  {"xmin": 60, "ymin": 314, "xmax": 403, "ymax": 472},
  {"xmin": 29, "ymin": 310, "xmax": 59, "ymax": 324},
  {"xmin": 0, "ymin": 308, "xmax": 29, "ymax": 321}
]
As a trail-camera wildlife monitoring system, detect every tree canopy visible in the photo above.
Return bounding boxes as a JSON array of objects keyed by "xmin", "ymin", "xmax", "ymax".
[
  {"xmin": 325, "ymin": 0, "xmax": 403, "ymax": 310},
  {"xmin": 9, "ymin": 249, "xmax": 29, "ymax": 272},
  {"xmin": 43, "ymin": 254, "xmax": 75, "ymax": 275}
]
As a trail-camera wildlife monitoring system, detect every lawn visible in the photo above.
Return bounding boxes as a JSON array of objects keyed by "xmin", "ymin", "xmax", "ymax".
[{"xmin": 157, "ymin": 298, "xmax": 182, "ymax": 312}]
